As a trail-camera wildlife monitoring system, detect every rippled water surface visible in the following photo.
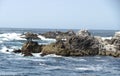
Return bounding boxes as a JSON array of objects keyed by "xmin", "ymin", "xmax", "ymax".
[
  {"xmin": 0, "ymin": 53, "xmax": 120, "ymax": 76},
  {"xmin": 0, "ymin": 28, "xmax": 120, "ymax": 76}
]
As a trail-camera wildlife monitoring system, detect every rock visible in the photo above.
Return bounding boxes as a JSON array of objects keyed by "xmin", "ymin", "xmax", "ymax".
[
  {"xmin": 22, "ymin": 41, "xmax": 42, "ymax": 53},
  {"xmin": 13, "ymin": 49, "xmax": 21, "ymax": 53},
  {"xmin": 97, "ymin": 31, "xmax": 120, "ymax": 57},
  {"xmin": 16, "ymin": 30, "xmax": 120, "ymax": 57},
  {"xmin": 40, "ymin": 30, "xmax": 75, "ymax": 40},
  {"xmin": 41, "ymin": 30, "xmax": 100, "ymax": 56},
  {"xmin": 66, "ymin": 35, "xmax": 99, "ymax": 56},
  {"xmin": 21, "ymin": 32, "xmax": 40, "ymax": 42},
  {"xmin": 110, "ymin": 32, "xmax": 120, "ymax": 51},
  {"xmin": 23, "ymin": 49, "xmax": 33, "ymax": 57},
  {"xmin": 40, "ymin": 31, "xmax": 57, "ymax": 38},
  {"xmin": 41, "ymin": 40, "xmax": 70, "ymax": 56},
  {"xmin": 6, "ymin": 50, "xmax": 9, "ymax": 52},
  {"xmin": 76, "ymin": 29, "xmax": 91, "ymax": 37}
]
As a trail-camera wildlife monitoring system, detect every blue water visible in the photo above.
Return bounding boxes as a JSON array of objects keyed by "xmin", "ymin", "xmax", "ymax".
[{"xmin": 0, "ymin": 28, "xmax": 120, "ymax": 76}]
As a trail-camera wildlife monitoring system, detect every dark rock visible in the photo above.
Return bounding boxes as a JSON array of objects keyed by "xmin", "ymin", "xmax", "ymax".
[
  {"xmin": 41, "ymin": 30, "xmax": 99, "ymax": 56},
  {"xmin": 41, "ymin": 40, "xmax": 70, "ymax": 56},
  {"xmin": 66, "ymin": 35, "xmax": 99, "ymax": 56},
  {"xmin": 13, "ymin": 49, "xmax": 21, "ymax": 53},
  {"xmin": 16, "ymin": 30, "xmax": 120, "ymax": 57},
  {"xmin": 23, "ymin": 49, "xmax": 33, "ymax": 56},
  {"xmin": 6, "ymin": 50, "xmax": 9, "ymax": 52},
  {"xmin": 21, "ymin": 32, "xmax": 40, "ymax": 42},
  {"xmin": 40, "ymin": 31, "xmax": 57, "ymax": 38},
  {"xmin": 22, "ymin": 41, "xmax": 42, "ymax": 54},
  {"xmin": 40, "ymin": 30, "xmax": 75, "ymax": 40}
]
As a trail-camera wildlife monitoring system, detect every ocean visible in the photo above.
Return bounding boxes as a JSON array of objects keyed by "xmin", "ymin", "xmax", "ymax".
[{"xmin": 0, "ymin": 28, "xmax": 120, "ymax": 76}]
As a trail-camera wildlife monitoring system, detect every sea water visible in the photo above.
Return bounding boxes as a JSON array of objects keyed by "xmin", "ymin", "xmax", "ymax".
[{"xmin": 0, "ymin": 28, "xmax": 120, "ymax": 76}]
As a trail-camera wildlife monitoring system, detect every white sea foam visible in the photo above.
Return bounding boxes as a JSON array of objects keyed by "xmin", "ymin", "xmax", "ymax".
[
  {"xmin": 44, "ymin": 54, "xmax": 62, "ymax": 58},
  {"xmin": 0, "ymin": 40, "xmax": 3, "ymax": 43},
  {"xmin": 0, "ymin": 33, "xmax": 25, "ymax": 41},
  {"xmin": 101, "ymin": 37, "xmax": 112, "ymax": 40},
  {"xmin": 0, "ymin": 46, "xmax": 13, "ymax": 54},
  {"xmin": 66, "ymin": 57, "xmax": 86, "ymax": 62},
  {"xmin": 76, "ymin": 65, "xmax": 102, "ymax": 71},
  {"xmin": 45, "ymin": 66, "xmax": 63, "ymax": 70},
  {"xmin": 95, "ymin": 59, "xmax": 106, "ymax": 62},
  {"xmin": 0, "ymin": 44, "xmax": 22, "ymax": 54},
  {"xmin": 38, "ymin": 35, "xmax": 56, "ymax": 42},
  {"xmin": 32, "ymin": 53, "xmax": 41, "ymax": 57}
]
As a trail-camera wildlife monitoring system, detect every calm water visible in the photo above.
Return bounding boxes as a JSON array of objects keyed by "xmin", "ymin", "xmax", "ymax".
[{"xmin": 0, "ymin": 28, "xmax": 120, "ymax": 76}]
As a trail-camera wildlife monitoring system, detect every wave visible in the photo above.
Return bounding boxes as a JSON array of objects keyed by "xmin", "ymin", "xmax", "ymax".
[
  {"xmin": 38, "ymin": 35, "xmax": 56, "ymax": 41},
  {"xmin": 0, "ymin": 46, "xmax": 13, "ymax": 54},
  {"xmin": 101, "ymin": 37, "xmax": 112, "ymax": 40},
  {"xmin": 0, "ymin": 44, "xmax": 21, "ymax": 54},
  {"xmin": 75, "ymin": 65, "xmax": 102, "ymax": 71},
  {"xmin": 0, "ymin": 33, "xmax": 25, "ymax": 41}
]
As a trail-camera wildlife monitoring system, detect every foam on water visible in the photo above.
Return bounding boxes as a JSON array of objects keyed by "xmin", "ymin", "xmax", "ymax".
[
  {"xmin": 43, "ymin": 54, "xmax": 62, "ymax": 58},
  {"xmin": 0, "ymin": 46, "xmax": 13, "ymax": 54},
  {"xmin": 101, "ymin": 37, "xmax": 112, "ymax": 40},
  {"xmin": 0, "ymin": 30, "xmax": 120, "ymax": 76},
  {"xmin": 38, "ymin": 35, "xmax": 56, "ymax": 42},
  {"xmin": 75, "ymin": 65, "xmax": 103, "ymax": 71},
  {"xmin": 0, "ymin": 33, "xmax": 25, "ymax": 41}
]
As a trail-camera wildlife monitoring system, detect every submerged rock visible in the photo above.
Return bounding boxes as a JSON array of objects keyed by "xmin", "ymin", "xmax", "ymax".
[{"xmin": 13, "ymin": 49, "xmax": 21, "ymax": 53}]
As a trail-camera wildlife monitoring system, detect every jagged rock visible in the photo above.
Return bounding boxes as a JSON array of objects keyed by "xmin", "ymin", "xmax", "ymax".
[
  {"xmin": 41, "ymin": 30, "xmax": 100, "ymax": 56},
  {"xmin": 40, "ymin": 30, "xmax": 75, "ymax": 40},
  {"xmin": 21, "ymin": 32, "xmax": 40, "ymax": 42},
  {"xmin": 110, "ymin": 32, "xmax": 120, "ymax": 51},
  {"xmin": 22, "ymin": 41, "xmax": 42, "ymax": 54},
  {"xmin": 96, "ymin": 31, "xmax": 120, "ymax": 57},
  {"xmin": 40, "ymin": 31, "xmax": 57, "ymax": 38},
  {"xmin": 16, "ymin": 30, "xmax": 120, "ymax": 57},
  {"xmin": 76, "ymin": 29, "xmax": 91, "ymax": 37},
  {"xmin": 67, "ymin": 35, "xmax": 99, "ymax": 56},
  {"xmin": 41, "ymin": 40, "xmax": 70, "ymax": 56}
]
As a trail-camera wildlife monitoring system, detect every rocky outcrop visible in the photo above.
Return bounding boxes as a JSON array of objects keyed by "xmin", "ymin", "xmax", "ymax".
[
  {"xmin": 21, "ymin": 32, "xmax": 40, "ymax": 41},
  {"xmin": 13, "ymin": 30, "xmax": 120, "ymax": 57},
  {"xmin": 96, "ymin": 31, "xmax": 120, "ymax": 57},
  {"xmin": 40, "ymin": 30, "xmax": 75, "ymax": 40},
  {"xmin": 41, "ymin": 40, "xmax": 70, "ymax": 56},
  {"xmin": 13, "ymin": 41, "xmax": 43, "ymax": 56},
  {"xmin": 41, "ymin": 30, "xmax": 120, "ymax": 57},
  {"xmin": 41, "ymin": 30, "xmax": 100, "ymax": 56},
  {"xmin": 111, "ymin": 32, "xmax": 120, "ymax": 50},
  {"xmin": 22, "ymin": 41, "xmax": 42, "ymax": 53}
]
